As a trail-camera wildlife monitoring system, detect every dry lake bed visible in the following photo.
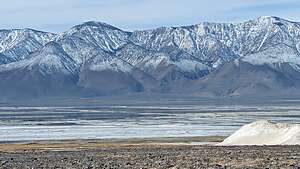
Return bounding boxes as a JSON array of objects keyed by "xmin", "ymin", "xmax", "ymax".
[{"xmin": 1, "ymin": 97, "xmax": 300, "ymax": 168}]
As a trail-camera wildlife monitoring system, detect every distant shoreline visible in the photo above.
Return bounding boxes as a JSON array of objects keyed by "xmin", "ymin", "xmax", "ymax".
[{"xmin": 0, "ymin": 136, "xmax": 225, "ymax": 151}]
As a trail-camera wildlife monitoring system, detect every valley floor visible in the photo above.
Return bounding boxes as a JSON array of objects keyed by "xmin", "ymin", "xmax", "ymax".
[{"xmin": 0, "ymin": 138, "xmax": 299, "ymax": 169}]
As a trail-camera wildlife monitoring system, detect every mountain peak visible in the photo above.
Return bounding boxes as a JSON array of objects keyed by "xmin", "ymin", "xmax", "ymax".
[
  {"xmin": 73, "ymin": 21, "xmax": 122, "ymax": 31},
  {"xmin": 0, "ymin": 28, "xmax": 55, "ymax": 36},
  {"xmin": 255, "ymin": 16, "xmax": 297, "ymax": 25},
  {"xmin": 257, "ymin": 15, "xmax": 281, "ymax": 20},
  {"xmin": 256, "ymin": 16, "xmax": 284, "ymax": 23}
]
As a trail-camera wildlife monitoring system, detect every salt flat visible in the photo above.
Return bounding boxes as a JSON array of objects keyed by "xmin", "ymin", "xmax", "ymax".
[{"xmin": 1, "ymin": 97, "xmax": 300, "ymax": 142}]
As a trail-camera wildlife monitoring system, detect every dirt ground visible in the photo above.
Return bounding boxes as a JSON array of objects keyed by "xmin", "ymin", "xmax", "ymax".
[{"xmin": 0, "ymin": 138, "xmax": 299, "ymax": 169}]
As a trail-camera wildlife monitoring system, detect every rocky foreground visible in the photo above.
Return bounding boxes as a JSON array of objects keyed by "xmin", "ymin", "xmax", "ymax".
[{"xmin": 0, "ymin": 142, "xmax": 300, "ymax": 169}]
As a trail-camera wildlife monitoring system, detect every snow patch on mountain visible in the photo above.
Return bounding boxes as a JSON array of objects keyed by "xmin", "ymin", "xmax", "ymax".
[
  {"xmin": 242, "ymin": 44, "xmax": 300, "ymax": 65},
  {"xmin": 173, "ymin": 59, "xmax": 210, "ymax": 72},
  {"xmin": 0, "ymin": 42, "xmax": 77, "ymax": 76},
  {"xmin": 89, "ymin": 58, "xmax": 133, "ymax": 73},
  {"xmin": 0, "ymin": 29, "xmax": 56, "ymax": 61},
  {"xmin": 56, "ymin": 21, "xmax": 130, "ymax": 64}
]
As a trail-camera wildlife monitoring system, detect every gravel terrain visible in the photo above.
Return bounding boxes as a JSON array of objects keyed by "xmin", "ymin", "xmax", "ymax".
[{"xmin": 0, "ymin": 143, "xmax": 300, "ymax": 169}]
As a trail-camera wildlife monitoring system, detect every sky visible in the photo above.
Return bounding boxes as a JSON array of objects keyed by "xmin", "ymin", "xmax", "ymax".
[{"xmin": 0, "ymin": 0, "xmax": 300, "ymax": 33}]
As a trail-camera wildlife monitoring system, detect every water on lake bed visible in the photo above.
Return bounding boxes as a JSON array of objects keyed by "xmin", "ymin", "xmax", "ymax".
[{"xmin": 1, "ymin": 104, "xmax": 300, "ymax": 142}]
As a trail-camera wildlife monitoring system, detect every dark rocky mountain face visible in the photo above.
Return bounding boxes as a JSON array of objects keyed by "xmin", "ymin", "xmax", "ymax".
[
  {"xmin": 185, "ymin": 61, "xmax": 300, "ymax": 97},
  {"xmin": 1, "ymin": 16, "xmax": 300, "ymax": 99}
]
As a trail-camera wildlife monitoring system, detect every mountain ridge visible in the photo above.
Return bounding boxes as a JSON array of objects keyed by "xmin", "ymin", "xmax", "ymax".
[{"xmin": 1, "ymin": 16, "xmax": 300, "ymax": 99}]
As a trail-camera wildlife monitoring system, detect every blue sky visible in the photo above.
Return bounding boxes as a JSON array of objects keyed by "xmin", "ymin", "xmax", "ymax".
[{"xmin": 1, "ymin": 0, "xmax": 300, "ymax": 32}]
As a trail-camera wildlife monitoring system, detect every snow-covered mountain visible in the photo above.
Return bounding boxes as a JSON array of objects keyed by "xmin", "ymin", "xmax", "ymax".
[
  {"xmin": 56, "ymin": 21, "xmax": 130, "ymax": 64},
  {"xmin": 0, "ymin": 42, "xmax": 80, "ymax": 98},
  {"xmin": 1, "ymin": 16, "xmax": 300, "ymax": 99},
  {"xmin": 0, "ymin": 29, "xmax": 56, "ymax": 63}
]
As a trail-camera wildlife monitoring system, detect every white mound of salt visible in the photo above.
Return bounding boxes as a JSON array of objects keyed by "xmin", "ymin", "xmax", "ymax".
[{"xmin": 219, "ymin": 120, "xmax": 300, "ymax": 145}]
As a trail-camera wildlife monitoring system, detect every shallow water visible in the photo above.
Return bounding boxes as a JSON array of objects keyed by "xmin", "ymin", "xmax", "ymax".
[{"xmin": 1, "ymin": 103, "xmax": 300, "ymax": 141}]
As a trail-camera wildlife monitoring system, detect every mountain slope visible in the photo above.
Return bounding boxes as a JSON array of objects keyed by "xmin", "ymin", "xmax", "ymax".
[
  {"xmin": 0, "ymin": 29, "xmax": 56, "ymax": 63},
  {"xmin": 56, "ymin": 21, "xmax": 130, "ymax": 65},
  {"xmin": 0, "ymin": 42, "xmax": 80, "ymax": 98},
  {"xmin": 188, "ymin": 60, "xmax": 300, "ymax": 97}
]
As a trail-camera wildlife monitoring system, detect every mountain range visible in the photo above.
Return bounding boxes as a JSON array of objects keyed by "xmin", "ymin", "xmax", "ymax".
[{"xmin": 1, "ymin": 16, "xmax": 300, "ymax": 99}]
